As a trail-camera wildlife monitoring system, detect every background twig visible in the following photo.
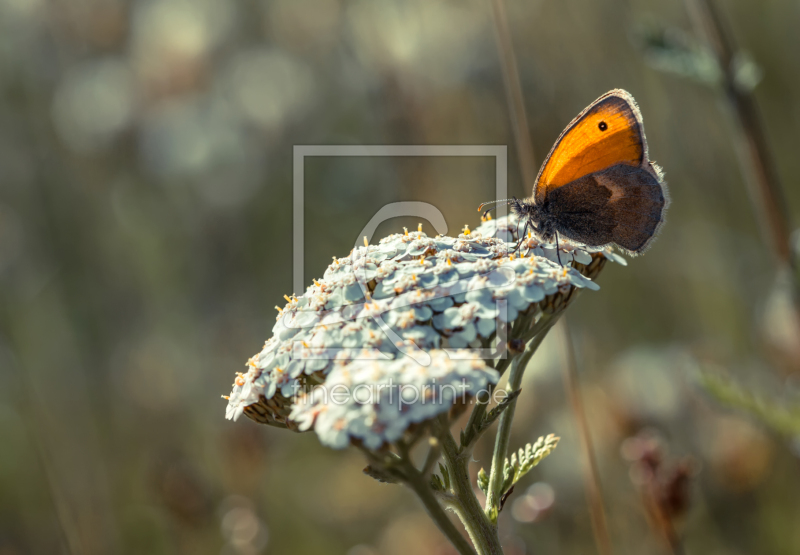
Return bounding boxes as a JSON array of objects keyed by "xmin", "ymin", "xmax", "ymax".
[
  {"xmin": 559, "ymin": 320, "xmax": 613, "ymax": 555},
  {"xmin": 489, "ymin": 0, "xmax": 538, "ymax": 193},
  {"xmin": 684, "ymin": 0, "xmax": 800, "ymax": 318}
]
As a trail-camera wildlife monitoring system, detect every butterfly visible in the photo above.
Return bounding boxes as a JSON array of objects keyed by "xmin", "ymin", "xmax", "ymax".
[{"xmin": 482, "ymin": 89, "xmax": 669, "ymax": 261}]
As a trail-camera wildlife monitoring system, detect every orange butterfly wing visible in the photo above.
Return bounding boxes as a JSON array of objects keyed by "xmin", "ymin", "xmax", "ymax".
[{"xmin": 533, "ymin": 90, "xmax": 649, "ymax": 205}]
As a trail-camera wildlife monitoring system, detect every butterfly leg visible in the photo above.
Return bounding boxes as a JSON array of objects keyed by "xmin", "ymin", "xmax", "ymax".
[
  {"xmin": 510, "ymin": 217, "xmax": 524, "ymax": 255},
  {"xmin": 555, "ymin": 231, "xmax": 563, "ymax": 266},
  {"xmin": 519, "ymin": 220, "xmax": 530, "ymax": 256}
]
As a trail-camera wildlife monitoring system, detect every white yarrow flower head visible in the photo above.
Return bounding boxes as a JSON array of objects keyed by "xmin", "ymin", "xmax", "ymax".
[
  {"xmin": 223, "ymin": 214, "xmax": 625, "ymax": 448},
  {"xmin": 289, "ymin": 352, "xmax": 498, "ymax": 449}
]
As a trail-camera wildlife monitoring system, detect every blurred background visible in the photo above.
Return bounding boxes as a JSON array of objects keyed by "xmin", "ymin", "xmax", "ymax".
[{"xmin": 1, "ymin": 0, "xmax": 799, "ymax": 554}]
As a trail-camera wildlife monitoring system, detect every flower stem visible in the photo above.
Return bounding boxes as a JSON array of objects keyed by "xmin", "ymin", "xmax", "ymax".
[
  {"xmin": 421, "ymin": 438, "xmax": 443, "ymax": 476},
  {"xmin": 396, "ymin": 443, "xmax": 477, "ymax": 555},
  {"xmin": 404, "ymin": 468, "xmax": 477, "ymax": 555},
  {"xmin": 462, "ymin": 394, "xmax": 490, "ymax": 450},
  {"xmin": 484, "ymin": 313, "xmax": 559, "ymax": 521},
  {"xmin": 433, "ymin": 416, "xmax": 504, "ymax": 555}
]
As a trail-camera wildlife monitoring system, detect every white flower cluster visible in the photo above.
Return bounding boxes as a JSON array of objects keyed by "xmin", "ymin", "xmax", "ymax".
[
  {"xmin": 224, "ymin": 214, "xmax": 625, "ymax": 448},
  {"xmin": 288, "ymin": 352, "xmax": 498, "ymax": 449}
]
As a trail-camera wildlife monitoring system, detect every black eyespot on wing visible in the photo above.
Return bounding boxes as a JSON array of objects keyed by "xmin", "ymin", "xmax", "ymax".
[{"xmin": 598, "ymin": 121, "xmax": 608, "ymax": 131}]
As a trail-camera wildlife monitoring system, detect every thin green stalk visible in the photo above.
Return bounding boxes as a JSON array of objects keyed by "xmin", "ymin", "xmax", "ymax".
[
  {"xmin": 494, "ymin": 356, "xmax": 514, "ymax": 377},
  {"xmin": 484, "ymin": 313, "xmax": 559, "ymax": 521},
  {"xmin": 406, "ymin": 472, "xmax": 475, "ymax": 555},
  {"xmin": 462, "ymin": 391, "xmax": 492, "ymax": 451},
  {"xmin": 433, "ymin": 416, "xmax": 504, "ymax": 555},
  {"xmin": 403, "ymin": 466, "xmax": 477, "ymax": 555},
  {"xmin": 395, "ymin": 442, "xmax": 477, "ymax": 555},
  {"xmin": 463, "ymin": 313, "xmax": 524, "ymax": 446},
  {"xmin": 464, "ymin": 308, "xmax": 540, "ymax": 452}
]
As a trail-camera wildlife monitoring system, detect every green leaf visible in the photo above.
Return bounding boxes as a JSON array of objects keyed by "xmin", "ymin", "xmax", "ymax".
[
  {"xmin": 699, "ymin": 371, "xmax": 800, "ymax": 436},
  {"xmin": 438, "ymin": 462, "xmax": 451, "ymax": 491},
  {"xmin": 632, "ymin": 22, "xmax": 722, "ymax": 86},
  {"xmin": 477, "ymin": 467, "xmax": 489, "ymax": 496},
  {"xmin": 459, "ymin": 389, "xmax": 522, "ymax": 452},
  {"xmin": 430, "ymin": 473, "xmax": 445, "ymax": 492},
  {"xmin": 500, "ymin": 485, "xmax": 515, "ymax": 511},
  {"xmin": 363, "ymin": 465, "xmax": 399, "ymax": 484},
  {"xmin": 479, "ymin": 389, "xmax": 522, "ymax": 435},
  {"xmin": 499, "ymin": 434, "xmax": 559, "ymax": 503}
]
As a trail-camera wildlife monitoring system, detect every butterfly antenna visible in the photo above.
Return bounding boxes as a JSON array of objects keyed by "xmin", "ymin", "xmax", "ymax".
[{"xmin": 478, "ymin": 198, "xmax": 514, "ymax": 219}]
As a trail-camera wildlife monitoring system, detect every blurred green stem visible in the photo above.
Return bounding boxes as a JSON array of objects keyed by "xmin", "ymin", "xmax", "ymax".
[
  {"xmin": 485, "ymin": 313, "xmax": 558, "ymax": 521},
  {"xmin": 559, "ymin": 320, "xmax": 612, "ymax": 555},
  {"xmin": 464, "ymin": 306, "xmax": 548, "ymax": 455},
  {"xmin": 462, "ymin": 354, "xmax": 513, "ymax": 454},
  {"xmin": 684, "ymin": 0, "xmax": 800, "ymax": 323},
  {"xmin": 489, "ymin": 0, "xmax": 537, "ymax": 191},
  {"xmin": 433, "ymin": 415, "xmax": 504, "ymax": 555}
]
